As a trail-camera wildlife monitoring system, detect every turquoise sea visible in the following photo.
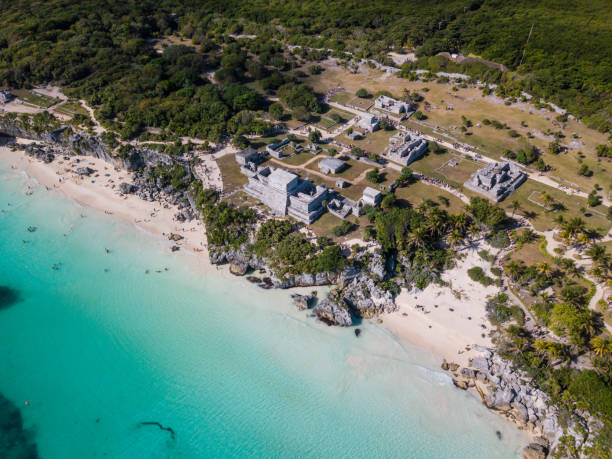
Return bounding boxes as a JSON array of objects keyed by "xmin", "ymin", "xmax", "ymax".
[{"xmin": 0, "ymin": 158, "xmax": 527, "ymax": 458}]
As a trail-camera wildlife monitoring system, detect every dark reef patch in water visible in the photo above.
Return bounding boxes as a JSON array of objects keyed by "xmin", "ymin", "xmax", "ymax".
[
  {"xmin": 0, "ymin": 286, "xmax": 20, "ymax": 310},
  {"xmin": 0, "ymin": 393, "xmax": 38, "ymax": 458},
  {"xmin": 138, "ymin": 421, "xmax": 176, "ymax": 440}
]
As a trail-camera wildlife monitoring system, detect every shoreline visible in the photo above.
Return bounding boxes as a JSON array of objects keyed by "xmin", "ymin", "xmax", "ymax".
[
  {"xmin": 0, "ymin": 143, "xmax": 536, "ymax": 445},
  {"xmin": 0, "ymin": 143, "xmax": 498, "ymax": 366}
]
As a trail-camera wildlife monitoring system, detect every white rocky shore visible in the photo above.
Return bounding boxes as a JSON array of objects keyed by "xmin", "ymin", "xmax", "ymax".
[{"xmin": 442, "ymin": 347, "xmax": 602, "ymax": 459}]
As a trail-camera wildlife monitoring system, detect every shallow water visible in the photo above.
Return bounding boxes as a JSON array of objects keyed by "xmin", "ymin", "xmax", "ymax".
[{"xmin": 0, "ymin": 160, "xmax": 527, "ymax": 458}]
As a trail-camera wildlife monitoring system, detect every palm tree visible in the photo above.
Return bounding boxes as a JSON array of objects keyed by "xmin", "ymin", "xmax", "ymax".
[
  {"xmin": 553, "ymin": 214, "xmax": 565, "ymax": 225},
  {"xmin": 511, "ymin": 200, "xmax": 521, "ymax": 217},
  {"xmin": 536, "ymin": 262, "xmax": 552, "ymax": 277},
  {"xmin": 585, "ymin": 244, "xmax": 611, "ymax": 268},
  {"xmin": 561, "ymin": 217, "xmax": 587, "ymax": 242},
  {"xmin": 452, "ymin": 212, "xmax": 469, "ymax": 234},
  {"xmin": 579, "ymin": 311, "xmax": 600, "ymax": 339},
  {"xmin": 590, "ymin": 336, "xmax": 612, "ymax": 358},
  {"xmin": 448, "ymin": 229, "xmax": 463, "ymax": 247},
  {"xmin": 468, "ymin": 223, "xmax": 481, "ymax": 240},
  {"xmin": 406, "ymin": 226, "xmax": 427, "ymax": 250},
  {"xmin": 557, "ymin": 258, "xmax": 579, "ymax": 278},
  {"xmin": 540, "ymin": 192, "xmax": 555, "ymax": 211},
  {"xmin": 577, "ymin": 232, "xmax": 591, "ymax": 246},
  {"xmin": 505, "ymin": 260, "xmax": 525, "ymax": 281},
  {"xmin": 589, "ymin": 266, "xmax": 606, "ymax": 282}
]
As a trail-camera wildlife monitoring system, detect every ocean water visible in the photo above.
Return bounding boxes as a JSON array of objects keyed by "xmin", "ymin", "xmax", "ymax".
[{"xmin": 0, "ymin": 159, "xmax": 527, "ymax": 458}]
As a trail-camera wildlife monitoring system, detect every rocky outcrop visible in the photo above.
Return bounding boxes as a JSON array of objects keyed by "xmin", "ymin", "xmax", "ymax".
[
  {"xmin": 342, "ymin": 273, "xmax": 398, "ymax": 318},
  {"xmin": 119, "ymin": 182, "xmax": 138, "ymax": 194},
  {"xmin": 290, "ymin": 293, "xmax": 315, "ymax": 310},
  {"xmin": 0, "ymin": 117, "xmax": 67, "ymax": 143},
  {"xmin": 229, "ymin": 261, "xmax": 248, "ymax": 276},
  {"xmin": 76, "ymin": 166, "xmax": 94, "ymax": 176},
  {"xmin": 522, "ymin": 442, "xmax": 548, "ymax": 459},
  {"xmin": 443, "ymin": 349, "xmax": 601, "ymax": 457},
  {"xmin": 368, "ymin": 252, "xmax": 387, "ymax": 280},
  {"xmin": 313, "ymin": 296, "xmax": 352, "ymax": 326},
  {"xmin": 67, "ymin": 133, "xmax": 113, "ymax": 162}
]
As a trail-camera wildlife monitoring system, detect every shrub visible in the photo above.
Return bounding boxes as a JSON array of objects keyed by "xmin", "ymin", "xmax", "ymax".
[
  {"xmin": 332, "ymin": 220, "xmax": 354, "ymax": 237},
  {"xmin": 486, "ymin": 230, "xmax": 511, "ymax": 248},
  {"xmin": 468, "ymin": 266, "xmax": 495, "ymax": 286}
]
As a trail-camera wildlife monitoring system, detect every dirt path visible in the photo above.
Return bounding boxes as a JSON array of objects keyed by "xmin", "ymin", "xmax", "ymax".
[{"xmin": 79, "ymin": 99, "xmax": 106, "ymax": 135}]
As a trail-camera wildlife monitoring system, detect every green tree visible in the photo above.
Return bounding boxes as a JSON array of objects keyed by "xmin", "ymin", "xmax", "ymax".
[
  {"xmin": 269, "ymin": 102, "xmax": 284, "ymax": 120},
  {"xmin": 366, "ymin": 168, "xmax": 382, "ymax": 184},
  {"xmin": 308, "ymin": 129, "xmax": 322, "ymax": 143}
]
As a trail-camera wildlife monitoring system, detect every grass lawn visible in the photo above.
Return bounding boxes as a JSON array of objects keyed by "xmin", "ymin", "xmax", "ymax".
[
  {"xmin": 313, "ymin": 158, "xmax": 373, "ymax": 182},
  {"xmin": 435, "ymin": 155, "xmax": 484, "ymax": 185},
  {"xmin": 53, "ymin": 99, "xmax": 89, "ymax": 116},
  {"xmin": 338, "ymin": 183, "xmax": 367, "ymax": 201},
  {"xmin": 304, "ymin": 63, "xmax": 610, "ymax": 193},
  {"xmin": 500, "ymin": 179, "xmax": 611, "ymax": 233},
  {"xmin": 281, "ymin": 152, "xmax": 319, "ymax": 166},
  {"xmin": 506, "ymin": 238, "xmax": 549, "ymax": 267},
  {"xmin": 409, "ymin": 150, "xmax": 469, "ymax": 187},
  {"xmin": 336, "ymin": 128, "xmax": 394, "ymax": 155},
  {"xmin": 314, "ymin": 117, "xmax": 337, "ymax": 130},
  {"xmin": 328, "ymin": 91, "xmax": 352, "ymax": 105},
  {"xmin": 347, "ymin": 96, "xmax": 374, "ymax": 111},
  {"xmin": 379, "ymin": 169, "xmax": 400, "ymax": 189},
  {"xmin": 217, "ymin": 154, "xmax": 248, "ymax": 193},
  {"xmin": 395, "ymin": 181, "xmax": 465, "ymax": 214},
  {"xmin": 327, "ymin": 107, "xmax": 354, "ymax": 121},
  {"xmin": 223, "ymin": 190, "xmax": 260, "ymax": 208},
  {"xmin": 12, "ymin": 89, "xmax": 61, "ymax": 108},
  {"xmin": 308, "ymin": 212, "xmax": 366, "ymax": 243}
]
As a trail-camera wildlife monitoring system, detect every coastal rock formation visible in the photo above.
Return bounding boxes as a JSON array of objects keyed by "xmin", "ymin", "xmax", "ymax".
[
  {"xmin": 342, "ymin": 274, "xmax": 397, "ymax": 318},
  {"xmin": 290, "ymin": 293, "xmax": 315, "ymax": 310},
  {"xmin": 368, "ymin": 252, "xmax": 387, "ymax": 280},
  {"xmin": 119, "ymin": 182, "xmax": 138, "ymax": 194},
  {"xmin": 76, "ymin": 166, "xmax": 94, "ymax": 176},
  {"xmin": 443, "ymin": 348, "xmax": 601, "ymax": 457},
  {"xmin": 313, "ymin": 297, "xmax": 352, "ymax": 326},
  {"xmin": 522, "ymin": 442, "xmax": 548, "ymax": 459},
  {"xmin": 229, "ymin": 261, "xmax": 248, "ymax": 276}
]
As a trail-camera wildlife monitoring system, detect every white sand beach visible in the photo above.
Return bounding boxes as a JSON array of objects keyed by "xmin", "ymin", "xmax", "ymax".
[
  {"xmin": 383, "ymin": 244, "xmax": 500, "ymax": 366},
  {"xmin": 0, "ymin": 144, "xmax": 210, "ymax": 258}
]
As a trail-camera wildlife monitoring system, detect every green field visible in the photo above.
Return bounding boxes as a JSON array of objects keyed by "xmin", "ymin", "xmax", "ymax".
[
  {"xmin": 336, "ymin": 129, "xmax": 394, "ymax": 156},
  {"xmin": 281, "ymin": 152, "xmax": 319, "ymax": 166},
  {"xmin": 53, "ymin": 99, "xmax": 89, "ymax": 117},
  {"xmin": 12, "ymin": 89, "xmax": 60, "ymax": 108},
  {"xmin": 395, "ymin": 181, "xmax": 465, "ymax": 214},
  {"xmin": 217, "ymin": 154, "xmax": 248, "ymax": 194},
  {"xmin": 500, "ymin": 179, "xmax": 611, "ymax": 233}
]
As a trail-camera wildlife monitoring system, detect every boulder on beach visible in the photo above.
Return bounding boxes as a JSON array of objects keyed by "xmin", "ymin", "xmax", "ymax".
[
  {"xmin": 452, "ymin": 378, "xmax": 469, "ymax": 390},
  {"xmin": 313, "ymin": 297, "xmax": 352, "ymax": 326},
  {"xmin": 76, "ymin": 166, "xmax": 95, "ymax": 176},
  {"xmin": 229, "ymin": 261, "xmax": 248, "ymax": 276},
  {"xmin": 522, "ymin": 443, "xmax": 547, "ymax": 459},
  {"xmin": 119, "ymin": 182, "xmax": 138, "ymax": 194},
  {"xmin": 290, "ymin": 293, "xmax": 315, "ymax": 310}
]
